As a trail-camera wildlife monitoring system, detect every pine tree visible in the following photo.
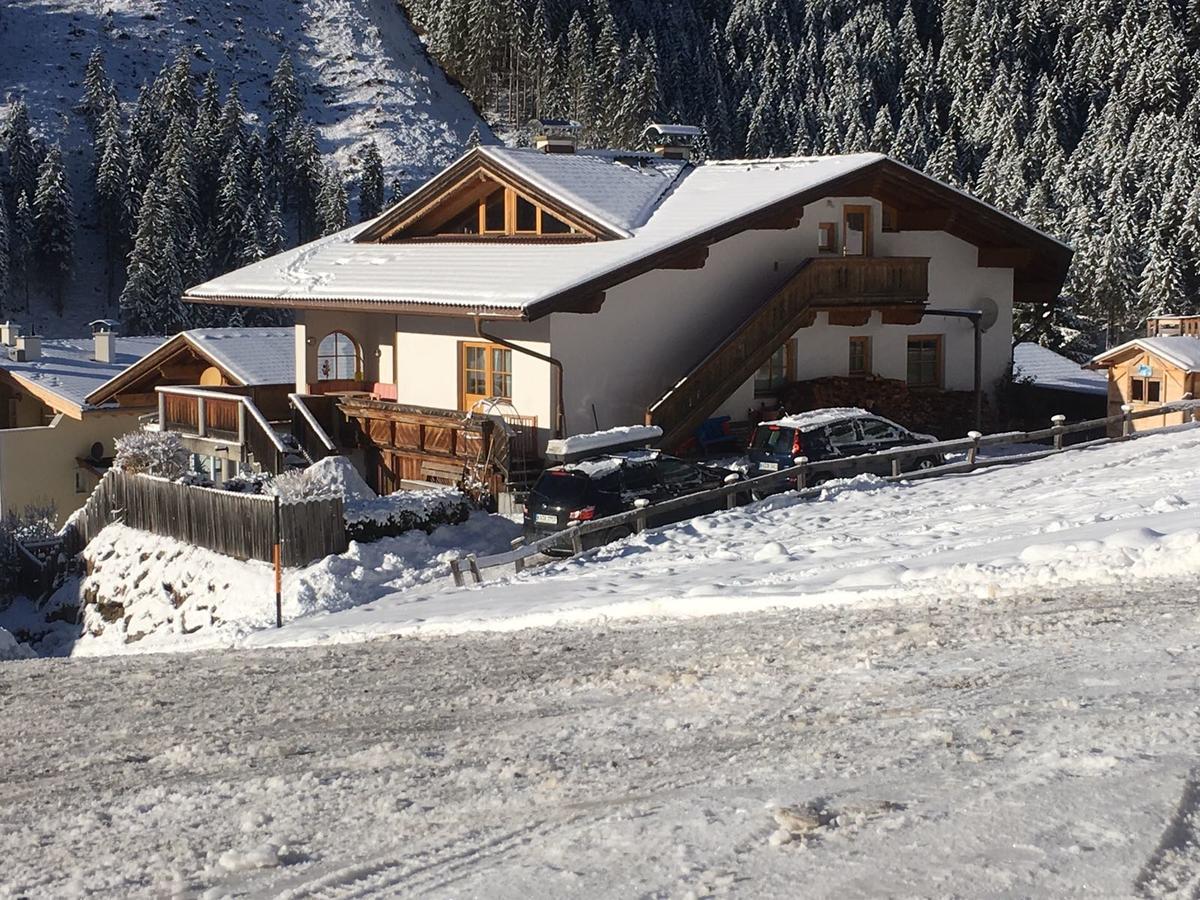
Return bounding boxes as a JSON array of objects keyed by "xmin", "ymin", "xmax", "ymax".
[
  {"xmin": 3, "ymin": 100, "xmax": 39, "ymax": 215},
  {"xmin": 268, "ymin": 53, "xmax": 303, "ymax": 142},
  {"xmin": 284, "ymin": 119, "xmax": 322, "ymax": 240},
  {"xmin": 32, "ymin": 146, "xmax": 73, "ymax": 315},
  {"xmin": 10, "ymin": 192, "xmax": 32, "ymax": 311},
  {"xmin": 0, "ymin": 198, "xmax": 9, "ymax": 314},
  {"xmin": 466, "ymin": 124, "xmax": 482, "ymax": 149},
  {"xmin": 358, "ymin": 141, "xmax": 385, "ymax": 221},
  {"xmin": 95, "ymin": 101, "xmax": 130, "ymax": 308},
  {"xmin": 80, "ymin": 47, "xmax": 115, "ymax": 134},
  {"xmin": 317, "ymin": 164, "xmax": 348, "ymax": 236}
]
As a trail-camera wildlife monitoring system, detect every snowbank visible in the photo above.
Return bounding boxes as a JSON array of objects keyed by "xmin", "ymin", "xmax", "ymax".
[
  {"xmin": 0, "ymin": 626, "xmax": 34, "ymax": 661},
  {"xmin": 243, "ymin": 425, "xmax": 1200, "ymax": 648},
  {"xmin": 277, "ymin": 456, "xmax": 376, "ymax": 502},
  {"xmin": 65, "ymin": 511, "xmax": 520, "ymax": 656}
]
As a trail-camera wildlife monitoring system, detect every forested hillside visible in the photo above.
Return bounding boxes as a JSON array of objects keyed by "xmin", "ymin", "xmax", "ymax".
[
  {"xmin": 0, "ymin": 0, "xmax": 487, "ymax": 336},
  {"xmin": 406, "ymin": 0, "xmax": 1200, "ymax": 355}
]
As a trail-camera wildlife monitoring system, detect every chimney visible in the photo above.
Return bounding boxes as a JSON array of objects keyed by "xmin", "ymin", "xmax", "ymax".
[
  {"xmin": 14, "ymin": 334, "xmax": 40, "ymax": 362},
  {"xmin": 0, "ymin": 322, "xmax": 22, "ymax": 347},
  {"xmin": 644, "ymin": 123, "xmax": 703, "ymax": 161},
  {"xmin": 94, "ymin": 328, "xmax": 116, "ymax": 363},
  {"xmin": 529, "ymin": 117, "xmax": 582, "ymax": 154}
]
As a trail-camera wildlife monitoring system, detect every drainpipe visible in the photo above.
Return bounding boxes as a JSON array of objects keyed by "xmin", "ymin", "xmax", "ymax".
[
  {"xmin": 921, "ymin": 308, "xmax": 983, "ymax": 431},
  {"xmin": 474, "ymin": 316, "xmax": 566, "ymax": 438}
]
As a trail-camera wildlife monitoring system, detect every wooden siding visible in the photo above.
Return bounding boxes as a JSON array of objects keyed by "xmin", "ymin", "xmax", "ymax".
[{"xmin": 1102, "ymin": 348, "xmax": 1198, "ymax": 435}]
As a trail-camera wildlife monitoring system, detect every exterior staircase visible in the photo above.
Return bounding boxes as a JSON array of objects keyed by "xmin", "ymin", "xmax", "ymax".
[{"xmin": 646, "ymin": 256, "xmax": 929, "ymax": 450}]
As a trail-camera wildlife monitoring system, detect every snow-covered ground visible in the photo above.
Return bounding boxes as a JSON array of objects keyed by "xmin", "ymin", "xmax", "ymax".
[
  {"xmin": 245, "ymin": 424, "xmax": 1200, "ymax": 650},
  {"xmin": 2, "ymin": 575, "xmax": 1198, "ymax": 898},
  {"xmin": 1, "ymin": 0, "xmax": 486, "ymax": 334}
]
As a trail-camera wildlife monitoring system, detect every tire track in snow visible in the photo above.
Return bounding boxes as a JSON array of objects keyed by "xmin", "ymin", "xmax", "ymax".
[{"xmin": 1136, "ymin": 767, "xmax": 1200, "ymax": 899}]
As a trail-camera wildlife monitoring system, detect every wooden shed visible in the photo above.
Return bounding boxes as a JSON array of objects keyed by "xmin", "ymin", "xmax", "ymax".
[{"xmin": 1087, "ymin": 336, "xmax": 1200, "ymax": 435}]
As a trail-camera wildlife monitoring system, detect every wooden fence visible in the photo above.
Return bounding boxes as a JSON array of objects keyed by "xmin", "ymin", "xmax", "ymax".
[
  {"xmin": 63, "ymin": 471, "xmax": 347, "ymax": 568},
  {"xmin": 451, "ymin": 399, "xmax": 1200, "ymax": 585}
]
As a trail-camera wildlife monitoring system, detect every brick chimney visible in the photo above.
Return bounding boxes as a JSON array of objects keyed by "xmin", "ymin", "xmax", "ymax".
[{"xmin": 529, "ymin": 118, "xmax": 582, "ymax": 154}]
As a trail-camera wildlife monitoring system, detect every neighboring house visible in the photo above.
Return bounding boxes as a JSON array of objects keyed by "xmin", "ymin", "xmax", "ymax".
[
  {"xmin": 183, "ymin": 124, "xmax": 1072, "ymax": 498},
  {"xmin": 1087, "ymin": 319, "xmax": 1200, "ymax": 434},
  {"xmin": 0, "ymin": 324, "xmax": 163, "ymax": 524},
  {"xmin": 85, "ymin": 328, "xmax": 296, "ymax": 481},
  {"xmin": 1010, "ymin": 342, "xmax": 1108, "ymax": 424}
]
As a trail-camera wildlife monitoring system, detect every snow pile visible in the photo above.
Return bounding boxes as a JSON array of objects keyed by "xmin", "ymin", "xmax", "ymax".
[
  {"xmin": 546, "ymin": 425, "xmax": 663, "ymax": 459},
  {"xmin": 63, "ymin": 510, "xmax": 520, "ymax": 655},
  {"xmin": 0, "ymin": 627, "xmax": 35, "ymax": 662},
  {"xmin": 274, "ymin": 456, "xmax": 376, "ymax": 502},
  {"xmin": 344, "ymin": 487, "xmax": 470, "ymax": 535}
]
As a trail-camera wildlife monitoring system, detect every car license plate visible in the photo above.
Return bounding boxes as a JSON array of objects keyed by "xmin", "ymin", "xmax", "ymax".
[
  {"xmin": 535, "ymin": 514, "xmax": 558, "ymax": 525},
  {"xmin": 758, "ymin": 461, "xmax": 779, "ymax": 471}
]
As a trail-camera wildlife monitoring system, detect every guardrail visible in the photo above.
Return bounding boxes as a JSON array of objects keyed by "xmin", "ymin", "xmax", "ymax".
[{"xmin": 448, "ymin": 399, "xmax": 1200, "ymax": 586}]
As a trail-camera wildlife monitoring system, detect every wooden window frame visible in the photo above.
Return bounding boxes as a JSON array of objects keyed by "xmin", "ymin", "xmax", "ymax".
[
  {"xmin": 459, "ymin": 341, "xmax": 513, "ymax": 410},
  {"xmin": 842, "ymin": 204, "xmax": 873, "ymax": 256},
  {"xmin": 754, "ymin": 339, "xmax": 796, "ymax": 397},
  {"xmin": 316, "ymin": 330, "xmax": 362, "ymax": 382},
  {"xmin": 459, "ymin": 185, "xmax": 577, "ymax": 238},
  {"xmin": 818, "ymin": 222, "xmax": 837, "ymax": 253},
  {"xmin": 906, "ymin": 334, "xmax": 943, "ymax": 389},
  {"xmin": 1129, "ymin": 376, "xmax": 1161, "ymax": 404},
  {"xmin": 848, "ymin": 336, "xmax": 871, "ymax": 377},
  {"xmin": 881, "ymin": 204, "xmax": 899, "ymax": 233}
]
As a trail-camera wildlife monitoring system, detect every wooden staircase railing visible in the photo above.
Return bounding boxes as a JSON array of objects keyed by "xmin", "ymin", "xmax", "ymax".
[{"xmin": 646, "ymin": 256, "xmax": 929, "ymax": 450}]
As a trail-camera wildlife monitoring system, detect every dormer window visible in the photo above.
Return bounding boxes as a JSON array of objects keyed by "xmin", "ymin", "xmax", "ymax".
[{"xmin": 392, "ymin": 182, "xmax": 587, "ymax": 240}]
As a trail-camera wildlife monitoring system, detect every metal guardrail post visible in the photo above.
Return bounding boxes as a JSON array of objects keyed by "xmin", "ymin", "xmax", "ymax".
[
  {"xmin": 1051, "ymin": 414, "xmax": 1066, "ymax": 450},
  {"xmin": 793, "ymin": 456, "xmax": 808, "ymax": 489},
  {"xmin": 724, "ymin": 473, "xmax": 740, "ymax": 509}
]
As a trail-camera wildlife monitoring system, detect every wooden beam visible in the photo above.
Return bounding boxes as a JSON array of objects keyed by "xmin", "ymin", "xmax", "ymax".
[
  {"xmin": 826, "ymin": 308, "xmax": 872, "ymax": 327},
  {"xmin": 901, "ymin": 207, "xmax": 956, "ymax": 230},
  {"xmin": 554, "ymin": 291, "xmax": 606, "ymax": 314},
  {"xmin": 659, "ymin": 245, "xmax": 709, "ymax": 270},
  {"xmin": 978, "ymin": 247, "xmax": 1034, "ymax": 268},
  {"xmin": 748, "ymin": 209, "xmax": 804, "ymax": 230},
  {"xmin": 880, "ymin": 306, "xmax": 926, "ymax": 325},
  {"xmin": 1014, "ymin": 280, "xmax": 1062, "ymax": 303}
]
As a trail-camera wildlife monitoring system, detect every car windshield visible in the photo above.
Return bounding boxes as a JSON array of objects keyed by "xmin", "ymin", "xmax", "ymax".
[
  {"xmin": 750, "ymin": 425, "xmax": 795, "ymax": 453},
  {"xmin": 531, "ymin": 471, "xmax": 590, "ymax": 506}
]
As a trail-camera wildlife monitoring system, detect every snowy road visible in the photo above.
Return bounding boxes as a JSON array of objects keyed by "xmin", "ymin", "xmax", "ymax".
[{"xmin": 3, "ymin": 577, "xmax": 1199, "ymax": 898}]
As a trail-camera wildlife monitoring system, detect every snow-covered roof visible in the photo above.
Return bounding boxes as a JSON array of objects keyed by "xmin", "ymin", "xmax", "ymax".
[
  {"xmin": 0, "ymin": 336, "xmax": 165, "ymax": 413},
  {"xmin": 84, "ymin": 327, "xmax": 296, "ymax": 407},
  {"xmin": 1089, "ymin": 336, "xmax": 1200, "ymax": 373},
  {"xmin": 483, "ymin": 147, "xmax": 687, "ymax": 236},
  {"xmin": 1013, "ymin": 343, "xmax": 1108, "ymax": 396},
  {"xmin": 185, "ymin": 153, "xmax": 884, "ymax": 315},
  {"xmin": 182, "ymin": 328, "xmax": 295, "ymax": 386}
]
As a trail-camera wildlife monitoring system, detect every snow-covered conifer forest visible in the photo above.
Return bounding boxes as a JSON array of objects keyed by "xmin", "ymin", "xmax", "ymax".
[{"xmin": 1, "ymin": 0, "xmax": 1197, "ymax": 346}]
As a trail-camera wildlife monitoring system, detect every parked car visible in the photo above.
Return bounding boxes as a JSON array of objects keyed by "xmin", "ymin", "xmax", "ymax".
[
  {"xmin": 746, "ymin": 408, "xmax": 944, "ymax": 482},
  {"xmin": 523, "ymin": 450, "xmax": 734, "ymax": 553}
]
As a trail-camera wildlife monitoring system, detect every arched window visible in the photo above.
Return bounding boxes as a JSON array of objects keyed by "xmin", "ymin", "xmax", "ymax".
[{"xmin": 317, "ymin": 332, "xmax": 361, "ymax": 381}]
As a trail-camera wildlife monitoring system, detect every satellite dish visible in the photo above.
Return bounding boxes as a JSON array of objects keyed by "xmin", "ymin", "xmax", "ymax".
[{"xmin": 977, "ymin": 297, "xmax": 1000, "ymax": 334}]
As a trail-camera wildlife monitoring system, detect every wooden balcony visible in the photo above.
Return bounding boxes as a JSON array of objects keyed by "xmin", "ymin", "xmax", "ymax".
[
  {"xmin": 157, "ymin": 386, "xmax": 291, "ymax": 474},
  {"xmin": 646, "ymin": 256, "xmax": 929, "ymax": 450}
]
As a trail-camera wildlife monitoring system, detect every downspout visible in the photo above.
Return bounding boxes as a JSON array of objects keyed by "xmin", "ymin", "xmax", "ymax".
[
  {"xmin": 474, "ymin": 315, "xmax": 566, "ymax": 438},
  {"xmin": 921, "ymin": 308, "xmax": 983, "ymax": 431}
]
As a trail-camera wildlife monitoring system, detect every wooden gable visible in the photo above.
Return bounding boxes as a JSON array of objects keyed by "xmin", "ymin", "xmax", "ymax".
[
  {"xmin": 358, "ymin": 151, "xmax": 608, "ymax": 243},
  {"xmin": 86, "ymin": 338, "xmax": 237, "ymax": 409}
]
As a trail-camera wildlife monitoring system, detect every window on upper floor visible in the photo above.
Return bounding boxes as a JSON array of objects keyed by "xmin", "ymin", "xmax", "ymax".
[
  {"xmin": 818, "ymin": 222, "xmax": 837, "ymax": 253},
  {"xmin": 755, "ymin": 340, "xmax": 794, "ymax": 396},
  {"xmin": 317, "ymin": 331, "xmax": 362, "ymax": 381},
  {"xmin": 843, "ymin": 205, "xmax": 872, "ymax": 256},
  {"xmin": 461, "ymin": 342, "xmax": 513, "ymax": 410}
]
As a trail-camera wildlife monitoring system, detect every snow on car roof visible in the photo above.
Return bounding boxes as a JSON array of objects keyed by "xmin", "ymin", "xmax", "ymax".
[{"xmin": 761, "ymin": 408, "xmax": 872, "ymax": 431}]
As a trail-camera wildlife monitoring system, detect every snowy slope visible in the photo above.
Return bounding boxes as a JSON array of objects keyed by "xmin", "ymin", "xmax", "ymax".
[
  {"xmin": 251, "ymin": 424, "xmax": 1200, "ymax": 648},
  {"xmin": 0, "ymin": 0, "xmax": 487, "ymax": 335}
]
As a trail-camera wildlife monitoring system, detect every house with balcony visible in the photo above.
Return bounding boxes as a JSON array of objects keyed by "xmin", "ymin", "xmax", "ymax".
[{"xmin": 182, "ymin": 123, "xmax": 1072, "ymax": 500}]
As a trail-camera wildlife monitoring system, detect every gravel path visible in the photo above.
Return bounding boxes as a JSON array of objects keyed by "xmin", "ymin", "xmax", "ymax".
[{"xmin": 2, "ymin": 579, "xmax": 1198, "ymax": 898}]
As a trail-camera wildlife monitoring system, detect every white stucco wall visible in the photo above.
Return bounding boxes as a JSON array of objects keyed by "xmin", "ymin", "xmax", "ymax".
[
  {"xmin": 0, "ymin": 410, "xmax": 144, "ymax": 525},
  {"xmin": 554, "ymin": 195, "xmax": 1015, "ymax": 431}
]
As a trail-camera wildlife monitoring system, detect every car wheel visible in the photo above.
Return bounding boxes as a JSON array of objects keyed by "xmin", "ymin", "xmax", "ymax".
[{"xmin": 915, "ymin": 457, "xmax": 937, "ymax": 471}]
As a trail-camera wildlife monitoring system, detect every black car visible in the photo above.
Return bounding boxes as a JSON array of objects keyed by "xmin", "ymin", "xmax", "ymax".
[
  {"xmin": 747, "ymin": 408, "xmax": 943, "ymax": 480},
  {"xmin": 523, "ymin": 450, "xmax": 733, "ymax": 553}
]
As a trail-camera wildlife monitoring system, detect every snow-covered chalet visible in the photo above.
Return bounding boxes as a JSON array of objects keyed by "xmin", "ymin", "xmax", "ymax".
[{"xmin": 183, "ymin": 122, "xmax": 1073, "ymax": 499}]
